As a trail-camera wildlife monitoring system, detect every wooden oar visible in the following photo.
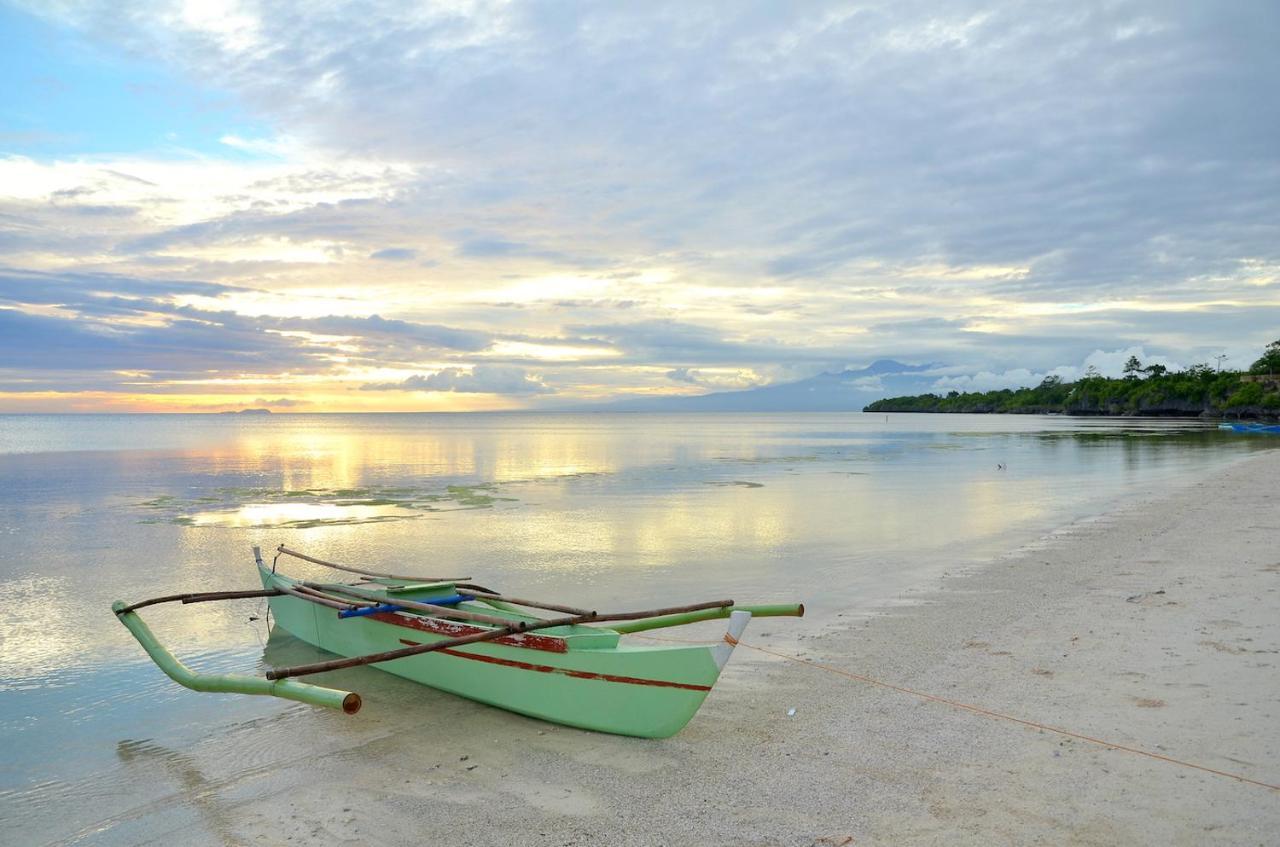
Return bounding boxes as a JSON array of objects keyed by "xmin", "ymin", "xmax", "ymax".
[
  {"xmin": 275, "ymin": 545, "xmax": 470, "ymax": 583},
  {"xmin": 265, "ymin": 598, "xmax": 734, "ymax": 680}
]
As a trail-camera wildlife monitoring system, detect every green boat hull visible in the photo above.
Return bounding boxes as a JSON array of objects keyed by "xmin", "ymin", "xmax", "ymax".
[{"xmin": 257, "ymin": 564, "xmax": 734, "ymax": 738}]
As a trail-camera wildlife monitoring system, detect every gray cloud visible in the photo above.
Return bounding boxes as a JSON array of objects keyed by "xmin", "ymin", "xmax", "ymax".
[
  {"xmin": 0, "ymin": 305, "xmax": 327, "ymax": 375},
  {"xmin": 0, "ymin": 269, "xmax": 502, "ymax": 393},
  {"xmin": 280, "ymin": 313, "xmax": 492, "ymax": 354},
  {"xmin": 41, "ymin": 2, "xmax": 1270, "ymax": 291},
  {"xmin": 567, "ymin": 318, "xmax": 848, "ymax": 367},
  {"xmin": 369, "ymin": 247, "xmax": 417, "ymax": 261},
  {"xmin": 0, "ymin": 266, "xmax": 248, "ymax": 304},
  {"xmin": 361, "ymin": 366, "xmax": 552, "ymax": 394},
  {"xmin": 252, "ymin": 397, "xmax": 308, "ymax": 407}
]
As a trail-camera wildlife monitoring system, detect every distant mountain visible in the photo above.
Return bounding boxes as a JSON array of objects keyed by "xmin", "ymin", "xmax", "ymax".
[{"xmin": 588, "ymin": 360, "xmax": 942, "ymax": 412}]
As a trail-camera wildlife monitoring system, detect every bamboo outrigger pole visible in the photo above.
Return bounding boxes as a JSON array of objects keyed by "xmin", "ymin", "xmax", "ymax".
[
  {"xmin": 274, "ymin": 545, "xmax": 469, "ymax": 583},
  {"xmin": 116, "ymin": 589, "xmax": 282, "ymax": 614}
]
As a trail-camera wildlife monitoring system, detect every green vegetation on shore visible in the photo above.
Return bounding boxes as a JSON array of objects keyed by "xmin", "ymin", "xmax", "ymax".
[{"xmin": 865, "ymin": 341, "xmax": 1280, "ymax": 418}]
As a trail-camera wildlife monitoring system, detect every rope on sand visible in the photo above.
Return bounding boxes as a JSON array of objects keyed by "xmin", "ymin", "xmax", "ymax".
[{"xmin": 634, "ymin": 633, "xmax": 1280, "ymax": 793}]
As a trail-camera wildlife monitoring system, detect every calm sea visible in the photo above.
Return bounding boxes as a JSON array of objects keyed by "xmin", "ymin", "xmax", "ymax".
[{"xmin": 0, "ymin": 412, "xmax": 1268, "ymax": 843}]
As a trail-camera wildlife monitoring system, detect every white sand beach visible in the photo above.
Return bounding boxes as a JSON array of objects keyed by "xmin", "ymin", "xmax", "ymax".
[{"xmin": 83, "ymin": 449, "xmax": 1280, "ymax": 846}]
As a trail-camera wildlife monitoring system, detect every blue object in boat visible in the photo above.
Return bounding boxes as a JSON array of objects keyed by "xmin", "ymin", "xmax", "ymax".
[
  {"xmin": 337, "ymin": 594, "xmax": 473, "ymax": 618},
  {"xmin": 415, "ymin": 593, "xmax": 470, "ymax": 606},
  {"xmin": 338, "ymin": 603, "xmax": 404, "ymax": 619}
]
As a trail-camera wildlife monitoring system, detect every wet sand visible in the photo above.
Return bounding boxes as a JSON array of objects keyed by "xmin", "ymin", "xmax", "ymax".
[{"xmin": 83, "ymin": 449, "xmax": 1280, "ymax": 845}]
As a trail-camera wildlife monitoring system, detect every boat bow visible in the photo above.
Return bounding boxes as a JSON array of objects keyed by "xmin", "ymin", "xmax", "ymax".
[{"xmin": 711, "ymin": 609, "xmax": 752, "ymax": 671}]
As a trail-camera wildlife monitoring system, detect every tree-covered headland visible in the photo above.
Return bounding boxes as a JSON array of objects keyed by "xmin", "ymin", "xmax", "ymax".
[{"xmin": 864, "ymin": 340, "xmax": 1280, "ymax": 418}]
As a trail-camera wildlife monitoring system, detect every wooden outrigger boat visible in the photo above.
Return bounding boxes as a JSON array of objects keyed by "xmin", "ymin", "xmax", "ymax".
[{"xmin": 113, "ymin": 545, "xmax": 804, "ymax": 738}]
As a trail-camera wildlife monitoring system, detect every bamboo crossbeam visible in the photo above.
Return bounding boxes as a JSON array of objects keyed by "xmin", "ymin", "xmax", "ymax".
[
  {"xmin": 181, "ymin": 589, "xmax": 283, "ymax": 604},
  {"xmin": 295, "ymin": 584, "xmax": 378, "ymax": 607},
  {"xmin": 456, "ymin": 586, "xmax": 594, "ymax": 616},
  {"xmin": 452, "ymin": 584, "xmax": 550, "ymax": 618},
  {"xmin": 276, "ymin": 583, "xmax": 355, "ymax": 611},
  {"xmin": 275, "ymin": 546, "xmax": 469, "ymax": 583},
  {"xmin": 610, "ymin": 603, "xmax": 805, "ymax": 634},
  {"xmin": 117, "ymin": 589, "xmax": 282, "ymax": 615},
  {"xmin": 471, "ymin": 595, "xmax": 549, "ymax": 618},
  {"xmin": 587, "ymin": 600, "xmax": 734, "ymax": 626},
  {"xmin": 265, "ymin": 599, "xmax": 734, "ymax": 680},
  {"xmin": 308, "ymin": 582, "xmax": 520, "ymax": 628}
]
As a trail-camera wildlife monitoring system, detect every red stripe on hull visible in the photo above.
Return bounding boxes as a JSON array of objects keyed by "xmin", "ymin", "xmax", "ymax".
[
  {"xmin": 368, "ymin": 611, "xmax": 568, "ymax": 653},
  {"xmin": 396, "ymin": 639, "xmax": 713, "ymax": 692}
]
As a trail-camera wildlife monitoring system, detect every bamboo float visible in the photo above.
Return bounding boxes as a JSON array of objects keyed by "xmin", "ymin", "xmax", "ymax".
[
  {"xmin": 275, "ymin": 545, "xmax": 469, "ymax": 583},
  {"xmin": 265, "ymin": 598, "xmax": 735, "ymax": 680},
  {"xmin": 112, "ymin": 600, "xmax": 361, "ymax": 713}
]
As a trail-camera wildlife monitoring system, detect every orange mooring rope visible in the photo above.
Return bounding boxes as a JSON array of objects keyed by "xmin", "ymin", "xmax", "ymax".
[{"xmin": 635, "ymin": 633, "xmax": 1280, "ymax": 792}]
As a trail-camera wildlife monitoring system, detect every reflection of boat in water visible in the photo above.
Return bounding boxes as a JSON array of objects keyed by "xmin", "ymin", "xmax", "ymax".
[
  {"xmin": 260, "ymin": 625, "xmax": 331, "ymax": 667},
  {"xmin": 1218, "ymin": 422, "xmax": 1280, "ymax": 434},
  {"xmin": 114, "ymin": 545, "xmax": 803, "ymax": 738},
  {"xmin": 114, "ymin": 739, "xmax": 240, "ymax": 841}
]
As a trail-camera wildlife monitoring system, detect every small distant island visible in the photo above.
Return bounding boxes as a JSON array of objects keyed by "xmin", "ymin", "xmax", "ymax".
[
  {"xmin": 220, "ymin": 408, "xmax": 273, "ymax": 415},
  {"xmin": 865, "ymin": 340, "xmax": 1280, "ymax": 419}
]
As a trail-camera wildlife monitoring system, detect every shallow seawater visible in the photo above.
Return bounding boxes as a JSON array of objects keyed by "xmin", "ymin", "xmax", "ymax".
[{"xmin": 0, "ymin": 412, "xmax": 1270, "ymax": 843}]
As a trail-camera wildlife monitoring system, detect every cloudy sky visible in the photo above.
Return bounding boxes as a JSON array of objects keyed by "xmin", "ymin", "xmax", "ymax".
[{"xmin": 1, "ymin": 1, "xmax": 1277, "ymax": 411}]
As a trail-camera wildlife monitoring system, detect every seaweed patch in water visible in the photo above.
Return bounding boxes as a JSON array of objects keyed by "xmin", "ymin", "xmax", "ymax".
[
  {"xmin": 718, "ymin": 454, "xmax": 819, "ymax": 464},
  {"xmin": 133, "ymin": 482, "xmax": 518, "ymax": 528}
]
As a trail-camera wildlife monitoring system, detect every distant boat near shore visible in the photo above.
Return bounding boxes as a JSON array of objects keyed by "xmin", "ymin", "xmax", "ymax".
[{"xmin": 1218, "ymin": 422, "xmax": 1280, "ymax": 434}]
